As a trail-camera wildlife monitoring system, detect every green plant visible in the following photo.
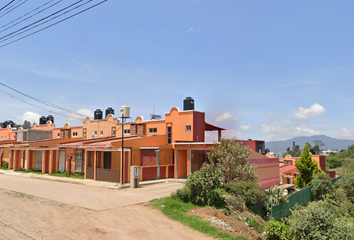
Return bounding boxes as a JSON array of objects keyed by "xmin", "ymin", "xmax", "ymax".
[
  {"xmin": 311, "ymin": 172, "xmax": 334, "ymax": 201},
  {"xmin": 150, "ymin": 197, "xmax": 246, "ymax": 240},
  {"xmin": 289, "ymin": 201, "xmax": 353, "ymax": 240},
  {"xmin": 1, "ymin": 161, "xmax": 8, "ymax": 169},
  {"xmin": 264, "ymin": 186, "xmax": 288, "ymax": 216},
  {"xmin": 294, "ymin": 144, "xmax": 322, "ymax": 188},
  {"xmin": 225, "ymin": 179, "xmax": 265, "ymax": 206},
  {"xmin": 183, "ymin": 163, "xmax": 224, "ymax": 207},
  {"xmin": 336, "ymin": 170, "xmax": 354, "ymax": 203},
  {"xmin": 265, "ymin": 218, "xmax": 293, "ymax": 240},
  {"xmin": 246, "ymin": 217, "xmax": 264, "ymax": 233},
  {"xmin": 207, "ymin": 138, "xmax": 256, "ymax": 183}
]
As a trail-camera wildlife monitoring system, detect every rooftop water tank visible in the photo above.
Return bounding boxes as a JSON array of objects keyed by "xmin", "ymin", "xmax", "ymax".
[
  {"xmin": 47, "ymin": 115, "xmax": 54, "ymax": 124},
  {"xmin": 120, "ymin": 105, "xmax": 130, "ymax": 118},
  {"xmin": 105, "ymin": 107, "xmax": 114, "ymax": 118},
  {"xmin": 2, "ymin": 120, "xmax": 8, "ymax": 128},
  {"xmin": 94, "ymin": 109, "xmax": 103, "ymax": 120},
  {"xmin": 183, "ymin": 97, "xmax": 194, "ymax": 111},
  {"xmin": 39, "ymin": 116, "xmax": 47, "ymax": 125}
]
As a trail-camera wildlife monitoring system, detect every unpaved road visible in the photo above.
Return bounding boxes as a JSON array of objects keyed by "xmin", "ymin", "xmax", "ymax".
[{"xmin": 0, "ymin": 175, "xmax": 212, "ymax": 240}]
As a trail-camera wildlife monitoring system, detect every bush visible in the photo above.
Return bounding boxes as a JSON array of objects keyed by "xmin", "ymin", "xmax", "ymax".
[
  {"xmin": 265, "ymin": 218, "xmax": 293, "ymax": 240},
  {"xmin": 1, "ymin": 161, "xmax": 8, "ymax": 169},
  {"xmin": 225, "ymin": 179, "xmax": 265, "ymax": 206},
  {"xmin": 311, "ymin": 172, "xmax": 334, "ymax": 201},
  {"xmin": 336, "ymin": 171, "xmax": 354, "ymax": 203},
  {"xmin": 264, "ymin": 186, "xmax": 288, "ymax": 216},
  {"xmin": 246, "ymin": 217, "xmax": 264, "ymax": 233},
  {"xmin": 179, "ymin": 163, "xmax": 223, "ymax": 207},
  {"xmin": 289, "ymin": 201, "xmax": 353, "ymax": 239}
]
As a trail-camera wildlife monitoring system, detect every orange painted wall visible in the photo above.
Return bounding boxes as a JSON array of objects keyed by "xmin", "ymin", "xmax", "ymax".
[
  {"xmin": 165, "ymin": 107, "xmax": 196, "ymax": 143},
  {"xmin": 32, "ymin": 122, "xmax": 54, "ymax": 130},
  {"xmin": 0, "ymin": 125, "xmax": 17, "ymax": 141},
  {"xmin": 177, "ymin": 150, "xmax": 187, "ymax": 178}
]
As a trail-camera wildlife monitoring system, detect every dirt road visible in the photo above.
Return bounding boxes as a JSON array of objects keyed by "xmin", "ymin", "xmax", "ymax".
[{"xmin": 0, "ymin": 175, "xmax": 212, "ymax": 240}]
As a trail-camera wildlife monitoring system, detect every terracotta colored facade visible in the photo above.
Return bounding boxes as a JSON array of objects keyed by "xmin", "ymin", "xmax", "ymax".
[{"xmin": 0, "ymin": 106, "xmax": 280, "ymax": 189}]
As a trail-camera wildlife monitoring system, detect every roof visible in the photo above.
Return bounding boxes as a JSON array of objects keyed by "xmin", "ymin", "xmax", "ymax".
[
  {"xmin": 279, "ymin": 165, "xmax": 298, "ymax": 174},
  {"xmin": 205, "ymin": 122, "xmax": 226, "ymax": 131},
  {"xmin": 249, "ymin": 151, "xmax": 268, "ymax": 159}
]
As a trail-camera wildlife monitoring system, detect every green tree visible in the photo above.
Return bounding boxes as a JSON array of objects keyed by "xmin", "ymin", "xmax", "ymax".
[
  {"xmin": 207, "ymin": 138, "xmax": 256, "ymax": 183},
  {"xmin": 294, "ymin": 144, "xmax": 322, "ymax": 188},
  {"xmin": 312, "ymin": 140, "xmax": 325, "ymax": 155},
  {"xmin": 311, "ymin": 172, "xmax": 334, "ymax": 201},
  {"xmin": 283, "ymin": 141, "xmax": 301, "ymax": 157},
  {"xmin": 22, "ymin": 120, "xmax": 31, "ymax": 129},
  {"xmin": 264, "ymin": 185, "xmax": 288, "ymax": 216}
]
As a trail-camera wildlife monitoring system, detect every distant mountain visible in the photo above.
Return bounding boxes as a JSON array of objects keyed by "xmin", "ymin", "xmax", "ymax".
[{"xmin": 266, "ymin": 135, "xmax": 354, "ymax": 155}]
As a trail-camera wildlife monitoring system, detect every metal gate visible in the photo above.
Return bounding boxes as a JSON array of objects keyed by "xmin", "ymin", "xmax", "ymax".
[
  {"xmin": 34, "ymin": 150, "xmax": 42, "ymax": 171},
  {"xmin": 59, "ymin": 151, "xmax": 65, "ymax": 173}
]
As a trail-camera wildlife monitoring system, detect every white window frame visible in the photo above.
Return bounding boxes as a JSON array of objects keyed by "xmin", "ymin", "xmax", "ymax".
[
  {"xmin": 186, "ymin": 125, "xmax": 191, "ymax": 132},
  {"xmin": 73, "ymin": 132, "xmax": 78, "ymax": 137},
  {"xmin": 100, "ymin": 130, "xmax": 103, "ymax": 136},
  {"xmin": 124, "ymin": 129, "xmax": 130, "ymax": 135}
]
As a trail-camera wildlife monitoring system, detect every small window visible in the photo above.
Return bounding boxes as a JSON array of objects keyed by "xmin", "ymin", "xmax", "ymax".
[
  {"xmin": 57, "ymin": 133, "xmax": 60, "ymax": 138},
  {"xmin": 92, "ymin": 131, "xmax": 97, "ymax": 137},
  {"xmin": 149, "ymin": 128, "xmax": 157, "ymax": 133},
  {"xmin": 73, "ymin": 132, "xmax": 78, "ymax": 137},
  {"xmin": 124, "ymin": 129, "xmax": 130, "ymax": 135},
  {"xmin": 186, "ymin": 125, "xmax": 191, "ymax": 132},
  {"xmin": 100, "ymin": 131, "xmax": 103, "ymax": 136}
]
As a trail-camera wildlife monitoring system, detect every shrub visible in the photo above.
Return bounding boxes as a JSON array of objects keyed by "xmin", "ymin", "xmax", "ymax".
[
  {"xmin": 264, "ymin": 186, "xmax": 288, "ymax": 216},
  {"xmin": 1, "ymin": 161, "xmax": 8, "ymax": 169},
  {"xmin": 289, "ymin": 201, "xmax": 353, "ymax": 239},
  {"xmin": 207, "ymin": 138, "xmax": 256, "ymax": 183},
  {"xmin": 225, "ymin": 179, "xmax": 265, "ymax": 206},
  {"xmin": 181, "ymin": 163, "xmax": 223, "ymax": 206},
  {"xmin": 311, "ymin": 172, "xmax": 334, "ymax": 201},
  {"xmin": 265, "ymin": 218, "xmax": 293, "ymax": 240},
  {"xmin": 247, "ymin": 217, "xmax": 264, "ymax": 233},
  {"xmin": 336, "ymin": 171, "xmax": 354, "ymax": 203}
]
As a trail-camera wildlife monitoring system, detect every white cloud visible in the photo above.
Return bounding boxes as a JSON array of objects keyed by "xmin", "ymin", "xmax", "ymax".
[
  {"xmin": 16, "ymin": 111, "xmax": 41, "ymax": 125},
  {"xmin": 340, "ymin": 128, "xmax": 354, "ymax": 139},
  {"xmin": 214, "ymin": 112, "xmax": 238, "ymax": 123},
  {"xmin": 240, "ymin": 125, "xmax": 252, "ymax": 131},
  {"xmin": 294, "ymin": 125, "xmax": 320, "ymax": 136},
  {"xmin": 68, "ymin": 108, "xmax": 93, "ymax": 121},
  {"xmin": 187, "ymin": 27, "xmax": 194, "ymax": 31},
  {"xmin": 291, "ymin": 103, "xmax": 326, "ymax": 120}
]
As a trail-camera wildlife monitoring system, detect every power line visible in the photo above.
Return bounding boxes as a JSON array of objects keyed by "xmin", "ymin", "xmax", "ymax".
[
  {"xmin": 0, "ymin": 82, "xmax": 90, "ymax": 119},
  {"xmin": 0, "ymin": 0, "xmax": 28, "ymax": 19},
  {"xmin": 0, "ymin": 0, "xmax": 60, "ymax": 33},
  {"xmin": 0, "ymin": 0, "xmax": 108, "ymax": 48},
  {"xmin": 0, "ymin": 0, "xmax": 87, "ymax": 42},
  {"xmin": 0, "ymin": 0, "xmax": 16, "ymax": 13}
]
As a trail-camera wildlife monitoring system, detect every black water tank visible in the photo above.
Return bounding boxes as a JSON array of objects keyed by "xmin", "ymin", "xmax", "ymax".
[
  {"xmin": 8, "ymin": 120, "xmax": 14, "ymax": 127},
  {"xmin": 39, "ymin": 116, "xmax": 47, "ymax": 125},
  {"xmin": 2, "ymin": 121, "xmax": 8, "ymax": 128},
  {"xmin": 183, "ymin": 97, "xmax": 195, "ymax": 111},
  {"xmin": 105, "ymin": 107, "xmax": 114, "ymax": 118},
  {"xmin": 47, "ymin": 115, "xmax": 54, "ymax": 124},
  {"xmin": 94, "ymin": 109, "xmax": 103, "ymax": 120}
]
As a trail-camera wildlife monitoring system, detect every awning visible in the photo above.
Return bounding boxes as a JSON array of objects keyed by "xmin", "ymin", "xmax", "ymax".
[{"xmin": 205, "ymin": 122, "xmax": 226, "ymax": 131}]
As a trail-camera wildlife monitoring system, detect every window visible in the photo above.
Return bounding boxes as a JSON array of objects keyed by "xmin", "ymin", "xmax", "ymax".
[
  {"xmin": 186, "ymin": 125, "xmax": 191, "ymax": 132},
  {"xmin": 100, "ymin": 131, "xmax": 103, "ymax": 136},
  {"xmin": 92, "ymin": 131, "xmax": 97, "ymax": 137},
  {"xmin": 149, "ymin": 128, "xmax": 157, "ymax": 134},
  {"xmin": 57, "ymin": 133, "xmax": 60, "ymax": 138},
  {"xmin": 124, "ymin": 129, "xmax": 130, "ymax": 135},
  {"xmin": 167, "ymin": 126, "xmax": 171, "ymax": 144},
  {"xmin": 73, "ymin": 132, "xmax": 78, "ymax": 137}
]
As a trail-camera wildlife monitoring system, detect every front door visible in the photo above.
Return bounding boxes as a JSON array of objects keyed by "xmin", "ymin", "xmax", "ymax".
[{"xmin": 59, "ymin": 151, "xmax": 65, "ymax": 173}]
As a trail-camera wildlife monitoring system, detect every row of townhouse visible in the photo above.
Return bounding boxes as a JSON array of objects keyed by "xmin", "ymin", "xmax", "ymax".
[
  {"xmin": 0, "ymin": 99, "xmax": 280, "ymax": 189},
  {"xmin": 265, "ymin": 153, "xmax": 336, "ymax": 185}
]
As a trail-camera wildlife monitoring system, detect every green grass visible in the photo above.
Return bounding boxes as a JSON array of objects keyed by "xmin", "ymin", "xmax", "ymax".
[
  {"xmin": 50, "ymin": 172, "xmax": 84, "ymax": 179},
  {"xmin": 150, "ymin": 197, "xmax": 247, "ymax": 240}
]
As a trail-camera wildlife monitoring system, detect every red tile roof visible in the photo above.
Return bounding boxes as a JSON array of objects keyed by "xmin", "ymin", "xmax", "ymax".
[{"xmin": 279, "ymin": 165, "xmax": 297, "ymax": 174}]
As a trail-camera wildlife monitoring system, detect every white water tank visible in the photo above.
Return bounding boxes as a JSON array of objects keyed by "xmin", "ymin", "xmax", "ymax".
[{"xmin": 120, "ymin": 105, "xmax": 130, "ymax": 118}]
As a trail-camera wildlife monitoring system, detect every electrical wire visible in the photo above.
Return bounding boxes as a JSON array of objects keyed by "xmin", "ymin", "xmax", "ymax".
[
  {"xmin": 0, "ymin": 0, "xmax": 16, "ymax": 13},
  {"xmin": 0, "ymin": 0, "xmax": 61, "ymax": 33},
  {"xmin": 0, "ymin": 0, "xmax": 28, "ymax": 19},
  {"xmin": 0, "ymin": 0, "xmax": 107, "ymax": 48},
  {"xmin": 0, "ymin": 0, "xmax": 87, "ymax": 42}
]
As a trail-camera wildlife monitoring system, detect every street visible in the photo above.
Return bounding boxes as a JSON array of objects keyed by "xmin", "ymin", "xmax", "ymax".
[{"xmin": 0, "ymin": 174, "xmax": 211, "ymax": 239}]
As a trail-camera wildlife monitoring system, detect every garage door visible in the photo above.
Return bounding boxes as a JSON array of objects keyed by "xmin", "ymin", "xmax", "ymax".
[{"xmin": 141, "ymin": 149, "xmax": 156, "ymax": 166}]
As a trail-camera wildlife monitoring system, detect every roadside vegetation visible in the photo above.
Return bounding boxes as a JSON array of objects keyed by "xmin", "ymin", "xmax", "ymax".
[{"xmin": 151, "ymin": 140, "xmax": 354, "ymax": 239}]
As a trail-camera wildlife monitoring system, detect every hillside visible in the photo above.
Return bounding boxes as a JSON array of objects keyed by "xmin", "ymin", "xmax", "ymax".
[{"xmin": 266, "ymin": 135, "xmax": 354, "ymax": 155}]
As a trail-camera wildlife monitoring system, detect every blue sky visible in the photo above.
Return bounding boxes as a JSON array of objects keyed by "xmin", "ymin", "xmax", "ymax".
[{"xmin": 0, "ymin": 1, "xmax": 353, "ymax": 142}]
